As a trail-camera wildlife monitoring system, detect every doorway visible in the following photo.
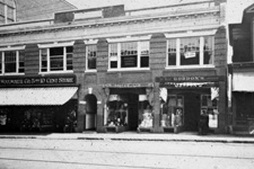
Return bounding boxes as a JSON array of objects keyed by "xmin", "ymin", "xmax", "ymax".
[
  {"xmin": 126, "ymin": 94, "xmax": 139, "ymax": 130},
  {"xmin": 84, "ymin": 94, "xmax": 97, "ymax": 130},
  {"xmin": 184, "ymin": 92, "xmax": 200, "ymax": 131}
]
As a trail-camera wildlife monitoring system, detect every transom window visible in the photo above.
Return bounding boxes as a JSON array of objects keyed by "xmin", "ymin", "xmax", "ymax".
[
  {"xmin": 40, "ymin": 46, "xmax": 73, "ymax": 73},
  {"xmin": 109, "ymin": 41, "xmax": 149, "ymax": 70},
  {"xmin": 86, "ymin": 45, "xmax": 97, "ymax": 70},
  {"xmin": 0, "ymin": 50, "xmax": 24, "ymax": 75},
  {"xmin": 167, "ymin": 36, "xmax": 214, "ymax": 67}
]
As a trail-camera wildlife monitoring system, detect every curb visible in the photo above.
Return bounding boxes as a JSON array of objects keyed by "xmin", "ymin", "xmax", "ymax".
[{"xmin": 1, "ymin": 135, "xmax": 254, "ymax": 144}]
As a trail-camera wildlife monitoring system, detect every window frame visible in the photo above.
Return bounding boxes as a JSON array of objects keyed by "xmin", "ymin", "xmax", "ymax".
[
  {"xmin": 0, "ymin": 47, "xmax": 25, "ymax": 76},
  {"xmin": 108, "ymin": 41, "xmax": 150, "ymax": 71},
  {"xmin": 166, "ymin": 36, "xmax": 214, "ymax": 69},
  {"xmin": 39, "ymin": 44, "xmax": 74, "ymax": 74},
  {"xmin": 85, "ymin": 44, "xmax": 97, "ymax": 72}
]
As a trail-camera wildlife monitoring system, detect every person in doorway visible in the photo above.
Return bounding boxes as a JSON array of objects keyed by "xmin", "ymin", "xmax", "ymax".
[
  {"xmin": 198, "ymin": 108, "xmax": 209, "ymax": 135},
  {"xmin": 174, "ymin": 108, "xmax": 182, "ymax": 127}
]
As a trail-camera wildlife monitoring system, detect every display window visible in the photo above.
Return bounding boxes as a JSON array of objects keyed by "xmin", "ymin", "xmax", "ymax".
[
  {"xmin": 138, "ymin": 95, "xmax": 153, "ymax": 129},
  {"xmin": 201, "ymin": 94, "xmax": 218, "ymax": 128},
  {"xmin": 160, "ymin": 94, "xmax": 184, "ymax": 128},
  {"xmin": 105, "ymin": 95, "xmax": 128, "ymax": 127}
]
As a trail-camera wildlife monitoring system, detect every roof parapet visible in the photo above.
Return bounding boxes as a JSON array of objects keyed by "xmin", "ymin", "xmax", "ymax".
[{"xmin": 54, "ymin": 5, "xmax": 125, "ymax": 23}]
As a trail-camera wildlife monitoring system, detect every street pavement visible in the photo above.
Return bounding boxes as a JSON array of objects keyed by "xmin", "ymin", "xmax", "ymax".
[
  {"xmin": 0, "ymin": 131, "xmax": 254, "ymax": 144},
  {"xmin": 0, "ymin": 135, "xmax": 254, "ymax": 169}
]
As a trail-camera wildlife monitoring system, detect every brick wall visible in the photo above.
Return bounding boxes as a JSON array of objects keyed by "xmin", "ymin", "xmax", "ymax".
[{"xmin": 24, "ymin": 44, "xmax": 39, "ymax": 75}]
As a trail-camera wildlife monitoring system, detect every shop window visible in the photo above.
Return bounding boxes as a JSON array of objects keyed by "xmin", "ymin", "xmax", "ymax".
[
  {"xmin": 201, "ymin": 94, "xmax": 218, "ymax": 128},
  {"xmin": 160, "ymin": 94, "xmax": 184, "ymax": 128},
  {"xmin": 109, "ymin": 41, "xmax": 150, "ymax": 70},
  {"xmin": 138, "ymin": 95, "xmax": 153, "ymax": 129},
  {"xmin": 167, "ymin": 36, "xmax": 214, "ymax": 67},
  {"xmin": 86, "ymin": 45, "xmax": 97, "ymax": 70},
  {"xmin": 0, "ymin": 50, "xmax": 24, "ymax": 75},
  {"xmin": 235, "ymin": 93, "xmax": 254, "ymax": 119},
  {"xmin": 39, "ymin": 46, "xmax": 73, "ymax": 73},
  {"xmin": 104, "ymin": 95, "xmax": 128, "ymax": 127}
]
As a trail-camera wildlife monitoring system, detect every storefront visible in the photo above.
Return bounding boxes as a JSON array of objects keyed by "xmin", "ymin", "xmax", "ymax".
[
  {"xmin": 231, "ymin": 71, "xmax": 254, "ymax": 134},
  {"xmin": 156, "ymin": 76, "xmax": 220, "ymax": 133},
  {"xmin": 0, "ymin": 75, "xmax": 78, "ymax": 132},
  {"xmin": 101, "ymin": 83, "xmax": 154, "ymax": 133}
]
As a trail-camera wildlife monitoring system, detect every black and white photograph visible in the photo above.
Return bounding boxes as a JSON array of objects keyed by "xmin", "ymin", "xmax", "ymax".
[{"xmin": 0, "ymin": 0, "xmax": 254, "ymax": 168}]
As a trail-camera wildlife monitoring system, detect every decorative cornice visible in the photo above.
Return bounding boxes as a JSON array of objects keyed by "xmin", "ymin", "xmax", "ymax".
[{"xmin": 0, "ymin": 8, "xmax": 220, "ymax": 37}]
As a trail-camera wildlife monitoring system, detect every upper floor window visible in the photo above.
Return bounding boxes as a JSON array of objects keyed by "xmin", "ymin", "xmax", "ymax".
[
  {"xmin": 86, "ymin": 45, "xmax": 97, "ymax": 71},
  {"xmin": 109, "ymin": 41, "xmax": 149, "ymax": 70},
  {"xmin": 40, "ymin": 46, "xmax": 73, "ymax": 73},
  {"xmin": 167, "ymin": 36, "xmax": 214, "ymax": 67},
  {"xmin": 0, "ymin": 50, "xmax": 24, "ymax": 75}
]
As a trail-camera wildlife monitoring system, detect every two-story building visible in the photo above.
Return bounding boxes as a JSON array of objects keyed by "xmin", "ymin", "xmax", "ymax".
[
  {"xmin": 0, "ymin": 0, "xmax": 228, "ymax": 134},
  {"xmin": 229, "ymin": 3, "xmax": 254, "ymax": 135}
]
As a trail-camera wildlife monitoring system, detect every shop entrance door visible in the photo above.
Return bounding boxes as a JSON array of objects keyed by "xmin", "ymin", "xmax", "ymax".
[
  {"xmin": 127, "ymin": 94, "xmax": 139, "ymax": 131},
  {"xmin": 84, "ymin": 94, "xmax": 97, "ymax": 130},
  {"xmin": 184, "ymin": 92, "xmax": 200, "ymax": 131}
]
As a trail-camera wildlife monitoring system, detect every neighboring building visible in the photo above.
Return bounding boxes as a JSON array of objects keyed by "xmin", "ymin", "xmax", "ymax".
[
  {"xmin": 0, "ymin": 0, "xmax": 228, "ymax": 134},
  {"xmin": 0, "ymin": 0, "xmax": 16, "ymax": 24},
  {"xmin": 15, "ymin": 0, "xmax": 76, "ymax": 22},
  {"xmin": 228, "ymin": 3, "xmax": 254, "ymax": 135},
  {"xmin": 0, "ymin": 0, "xmax": 76, "ymax": 25}
]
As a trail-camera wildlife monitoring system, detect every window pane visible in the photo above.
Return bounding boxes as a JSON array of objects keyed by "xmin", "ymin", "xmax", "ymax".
[
  {"xmin": 180, "ymin": 37, "xmax": 200, "ymax": 65},
  {"xmin": 50, "ymin": 47, "xmax": 63, "ymax": 56},
  {"xmin": 5, "ymin": 51, "xmax": 16, "ymax": 73},
  {"xmin": 19, "ymin": 50, "xmax": 25, "ymax": 73},
  {"xmin": 109, "ymin": 43, "xmax": 118, "ymax": 69},
  {"xmin": 201, "ymin": 95, "xmax": 208, "ymax": 107},
  {"xmin": 121, "ymin": 42, "xmax": 137, "ymax": 68},
  {"xmin": 7, "ymin": 7, "xmax": 14, "ymax": 20},
  {"xmin": 204, "ymin": 36, "xmax": 213, "ymax": 65},
  {"xmin": 66, "ymin": 46, "xmax": 73, "ymax": 70},
  {"xmin": 87, "ymin": 45, "xmax": 97, "ymax": 70},
  {"xmin": 50, "ymin": 47, "xmax": 64, "ymax": 71},
  {"xmin": 67, "ymin": 54, "xmax": 73, "ymax": 70},
  {"xmin": 41, "ymin": 49, "xmax": 47, "ymax": 72},
  {"xmin": 140, "ymin": 41, "xmax": 149, "ymax": 68},
  {"xmin": 168, "ymin": 39, "xmax": 177, "ymax": 66},
  {"xmin": 0, "ymin": 52, "xmax": 2, "ymax": 74}
]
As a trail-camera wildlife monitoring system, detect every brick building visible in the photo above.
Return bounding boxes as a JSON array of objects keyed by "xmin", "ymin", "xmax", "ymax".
[
  {"xmin": 228, "ymin": 3, "xmax": 254, "ymax": 134},
  {"xmin": 0, "ymin": 0, "xmax": 228, "ymax": 133}
]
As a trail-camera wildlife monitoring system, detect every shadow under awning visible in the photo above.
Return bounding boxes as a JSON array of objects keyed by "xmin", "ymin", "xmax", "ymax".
[{"xmin": 0, "ymin": 87, "xmax": 78, "ymax": 106}]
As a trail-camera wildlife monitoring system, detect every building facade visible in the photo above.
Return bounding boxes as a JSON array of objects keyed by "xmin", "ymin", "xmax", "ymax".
[
  {"xmin": 228, "ymin": 3, "xmax": 254, "ymax": 134},
  {"xmin": 0, "ymin": 0, "xmax": 228, "ymax": 133}
]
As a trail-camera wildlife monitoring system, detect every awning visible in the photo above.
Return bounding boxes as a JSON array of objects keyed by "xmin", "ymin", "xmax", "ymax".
[
  {"xmin": 233, "ymin": 72, "xmax": 254, "ymax": 92},
  {"xmin": 160, "ymin": 82, "xmax": 217, "ymax": 88},
  {"xmin": 0, "ymin": 87, "xmax": 78, "ymax": 106}
]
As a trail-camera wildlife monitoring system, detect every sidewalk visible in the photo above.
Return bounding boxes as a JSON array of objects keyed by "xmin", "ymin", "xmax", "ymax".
[{"xmin": 1, "ymin": 131, "xmax": 254, "ymax": 144}]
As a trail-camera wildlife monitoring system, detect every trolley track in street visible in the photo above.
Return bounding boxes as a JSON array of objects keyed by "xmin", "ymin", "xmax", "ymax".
[{"xmin": 0, "ymin": 146, "xmax": 253, "ymax": 160}]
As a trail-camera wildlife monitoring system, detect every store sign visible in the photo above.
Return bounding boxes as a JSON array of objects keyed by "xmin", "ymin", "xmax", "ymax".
[
  {"xmin": 102, "ymin": 82, "xmax": 154, "ymax": 88},
  {"xmin": 0, "ymin": 75, "xmax": 76, "ymax": 87},
  {"xmin": 156, "ymin": 76, "xmax": 220, "ymax": 82},
  {"xmin": 121, "ymin": 56, "xmax": 137, "ymax": 67},
  {"xmin": 184, "ymin": 52, "xmax": 196, "ymax": 59}
]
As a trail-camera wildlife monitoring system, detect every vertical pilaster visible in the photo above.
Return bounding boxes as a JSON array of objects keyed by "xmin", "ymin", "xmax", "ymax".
[
  {"xmin": 24, "ymin": 44, "xmax": 39, "ymax": 75},
  {"xmin": 150, "ymin": 33, "xmax": 167, "ymax": 132},
  {"xmin": 96, "ymin": 38, "xmax": 108, "ymax": 132}
]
